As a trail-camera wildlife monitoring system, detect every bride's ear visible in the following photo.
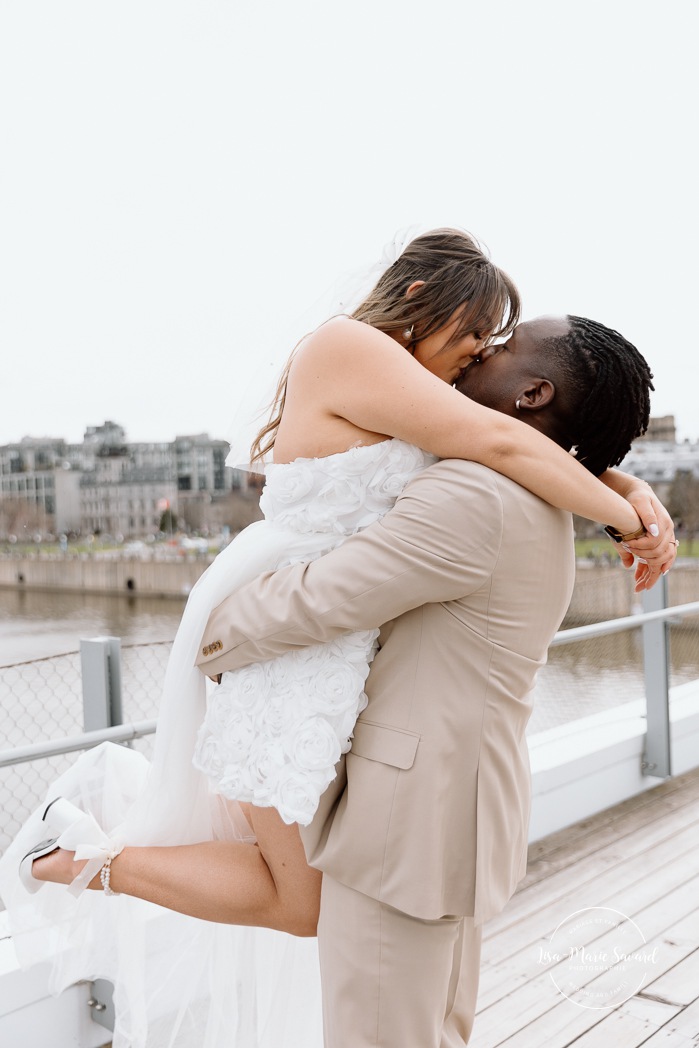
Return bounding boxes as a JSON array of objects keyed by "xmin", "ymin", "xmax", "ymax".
[{"xmin": 405, "ymin": 280, "xmax": 425, "ymax": 299}]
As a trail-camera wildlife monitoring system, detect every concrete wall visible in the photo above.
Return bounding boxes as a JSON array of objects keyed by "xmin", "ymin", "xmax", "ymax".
[
  {"xmin": 0, "ymin": 553, "xmax": 212, "ymax": 598},
  {"xmin": 1, "ymin": 554, "xmax": 697, "ymax": 612}
]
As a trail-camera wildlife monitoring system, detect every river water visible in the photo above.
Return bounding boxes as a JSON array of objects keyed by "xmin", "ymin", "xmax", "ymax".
[{"xmin": 0, "ymin": 588, "xmax": 185, "ymax": 665}]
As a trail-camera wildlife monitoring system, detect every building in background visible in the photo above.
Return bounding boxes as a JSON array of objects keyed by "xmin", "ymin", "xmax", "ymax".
[
  {"xmin": 557, "ymin": 415, "xmax": 699, "ymax": 542},
  {"xmin": 639, "ymin": 415, "xmax": 677, "ymax": 444},
  {"xmin": 0, "ymin": 436, "xmax": 83, "ymax": 537},
  {"xmin": 620, "ymin": 416, "xmax": 699, "ymax": 499},
  {"xmin": 0, "ymin": 422, "xmax": 257, "ymax": 540},
  {"xmin": 3, "ymin": 415, "xmax": 697, "ymax": 545},
  {"xmin": 619, "ymin": 416, "xmax": 699, "ymax": 547}
]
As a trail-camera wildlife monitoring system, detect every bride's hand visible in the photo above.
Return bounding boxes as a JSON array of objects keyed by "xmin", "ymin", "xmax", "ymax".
[{"xmin": 614, "ymin": 489, "xmax": 678, "ymax": 591}]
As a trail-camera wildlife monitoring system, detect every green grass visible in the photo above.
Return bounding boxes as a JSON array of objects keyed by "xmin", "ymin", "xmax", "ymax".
[
  {"xmin": 2, "ymin": 543, "xmax": 118, "ymax": 555},
  {"xmin": 1, "ymin": 539, "xmax": 218, "ymax": 556},
  {"xmin": 575, "ymin": 537, "xmax": 697, "ymax": 558},
  {"xmin": 3, "ymin": 537, "xmax": 697, "ymax": 559},
  {"xmin": 574, "ymin": 538, "xmax": 617, "ymax": 559}
]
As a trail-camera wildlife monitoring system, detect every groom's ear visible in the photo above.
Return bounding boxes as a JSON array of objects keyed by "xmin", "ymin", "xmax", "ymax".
[{"xmin": 518, "ymin": 379, "xmax": 555, "ymax": 412}]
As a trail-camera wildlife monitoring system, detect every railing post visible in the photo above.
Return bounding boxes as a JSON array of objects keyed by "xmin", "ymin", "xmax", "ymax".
[
  {"xmin": 87, "ymin": 978, "xmax": 115, "ymax": 1032},
  {"xmin": 80, "ymin": 636, "xmax": 123, "ymax": 733},
  {"xmin": 640, "ymin": 576, "xmax": 672, "ymax": 778}
]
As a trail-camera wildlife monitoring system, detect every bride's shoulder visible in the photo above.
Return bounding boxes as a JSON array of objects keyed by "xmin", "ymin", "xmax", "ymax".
[{"xmin": 292, "ymin": 316, "xmax": 401, "ymax": 377}]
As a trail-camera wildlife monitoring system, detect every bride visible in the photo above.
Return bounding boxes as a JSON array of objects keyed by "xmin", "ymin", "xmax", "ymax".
[{"xmin": 0, "ymin": 228, "xmax": 675, "ymax": 1047}]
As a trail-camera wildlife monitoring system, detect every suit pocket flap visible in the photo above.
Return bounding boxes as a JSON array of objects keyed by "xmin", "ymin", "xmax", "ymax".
[{"xmin": 350, "ymin": 720, "xmax": 420, "ymax": 770}]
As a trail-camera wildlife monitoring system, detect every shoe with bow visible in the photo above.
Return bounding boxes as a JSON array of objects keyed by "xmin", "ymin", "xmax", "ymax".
[{"xmin": 19, "ymin": 796, "xmax": 122, "ymax": 895}]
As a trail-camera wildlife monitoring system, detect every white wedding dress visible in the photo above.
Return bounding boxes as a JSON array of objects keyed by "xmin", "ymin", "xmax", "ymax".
[
  {"xmin": 0, "ymin": 438, "xmax": 433, "ymax": 1048},
  {"xmin": 194, "ymin": 438, "xmax": 434, "ymax": 825}
]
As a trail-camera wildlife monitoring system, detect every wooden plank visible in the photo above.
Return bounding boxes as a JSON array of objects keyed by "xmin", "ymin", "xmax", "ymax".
[
  {"xmin": 490, "ymin": 830, "xmax": 699, "ymax": 955},
  {"xmin": 486, "ymin": 789, "xmax": 699, "ymax": 941},
  {"xmin": 592, "ymin": 852, "xmax": 699, "ymax": 933},
  {"xmin": 526, "ymin": 768, "xmax": 699, "ymax": 864},
  {"xmin": 552, "ymin": 995, "xmax": 680, "ymax": 1047},
  {"xmin": 470, "ymin": 967, "xmax": 567, "ymax": 1047},
  {"xmin": 480, "ymin": 834, "xmax": 699, "ymax": 975},
  {"xmin": 640, "ymin": 947, "xmax": 699, "ymax": 1008},
  {"xmin": 468, "ymin": 769, "xmax": 699, "ymax": 1046},
  {"xmin": 641, "ymin": 995, "xmax": 699, "ymax": 1045},
  {"xmin": 540, "ymin": 904, "xmax": 699, "ymax": 1014},
  {"xmin": 479, "ymin": 875, "xmax": 699, "ymax": 1012},
  {"xmin": 485, "ymin": 994, "xmax": 681, "ymax": 1048},
  {"xmin": 472, "ymin": 968, "xmax": 681, "ymax": 1048},
  {"xmin": 473, "ymin": 992, "xmax": 605, "ymax": 1048},
  {"xmin": 487, "ymin": 781, "xmax": 699, "ymax": 925},
  {"xmin": 475, "ymin": 883, "xmax": 699, "ymax": 1043},
  {"xmin": 525, "ymin": 768, "xmax": 699, "ymax": 874},
  {"xmin": 522, "ymin": 779, "xmax": 699, "ymax": 896}
]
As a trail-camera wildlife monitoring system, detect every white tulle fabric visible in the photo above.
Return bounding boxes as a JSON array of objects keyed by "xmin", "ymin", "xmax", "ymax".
[{"xmin": 0, "ymin": 438, "xmax": 432, "ymax": 1048}]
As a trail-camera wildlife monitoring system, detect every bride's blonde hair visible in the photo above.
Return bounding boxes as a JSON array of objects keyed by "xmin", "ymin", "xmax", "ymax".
[{"xmin": 250, "ymin": 228, "xmax": 520, "ymax": 464}]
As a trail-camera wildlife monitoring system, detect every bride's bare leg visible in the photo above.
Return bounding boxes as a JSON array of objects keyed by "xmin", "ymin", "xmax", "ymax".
[
  {"xmin": 246, "ymin": 805, "xmax": 322, "ymax": 934},
  {"xmin": 32, "ymin": 805, "xmax": 321, "ymax": 937}
]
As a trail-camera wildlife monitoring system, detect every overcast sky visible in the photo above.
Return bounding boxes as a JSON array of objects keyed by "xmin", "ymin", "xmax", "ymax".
[{"xmin": 1, "ymin": 1, "xmax": 696, "ymax": 450}]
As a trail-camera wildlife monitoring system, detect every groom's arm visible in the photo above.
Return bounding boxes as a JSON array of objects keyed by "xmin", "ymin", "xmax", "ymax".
[{"xmin": 196, "ymin": 460, "xmax": 504, "ymax": 677}]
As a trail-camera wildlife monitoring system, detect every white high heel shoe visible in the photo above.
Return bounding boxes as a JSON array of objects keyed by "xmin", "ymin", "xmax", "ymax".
[
  {"xmin": 18, "ymin": 837, "xmax": 61, "ymax": 894},
  {"xmin": 19, "ymin": 796, "xmax": 122, "ymax": 895}
]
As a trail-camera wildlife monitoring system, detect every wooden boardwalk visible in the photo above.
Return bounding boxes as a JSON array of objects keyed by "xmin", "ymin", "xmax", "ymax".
[{"xmin": 472, "ymin": 768, "xmax": 699, "ymax": 1046}]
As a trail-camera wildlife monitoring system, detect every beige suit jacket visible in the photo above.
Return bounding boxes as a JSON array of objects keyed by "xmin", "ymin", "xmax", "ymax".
[{"xmin": 197, "ymin": 459, "xmax": 575, "ymax": 924}]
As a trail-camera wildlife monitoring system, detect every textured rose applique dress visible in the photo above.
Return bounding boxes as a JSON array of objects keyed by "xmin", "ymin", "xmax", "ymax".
[{"xmin": 193, "ymin": 439, "xmax": 434, "ymax": 825}]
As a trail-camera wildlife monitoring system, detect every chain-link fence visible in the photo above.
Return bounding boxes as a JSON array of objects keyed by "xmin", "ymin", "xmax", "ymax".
[
  {"xmin": 119, "ymin": 641, "xmax": 172, "ymax": 760},
  {"xmin": 0, "ymin": 642, "xmax": 172, "ymax": 859},
  {"xmin": 0, "ymin": 652, "xmax": 86, "ymax": 851}
]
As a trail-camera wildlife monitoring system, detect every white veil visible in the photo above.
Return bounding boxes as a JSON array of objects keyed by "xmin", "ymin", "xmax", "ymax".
[{"xmin": 224, "ymin": 225, "xmax": 425, "ymax": 472}]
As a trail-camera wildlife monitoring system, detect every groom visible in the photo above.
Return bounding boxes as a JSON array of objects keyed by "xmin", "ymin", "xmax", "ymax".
[{"xmin": 197, "ymin": 316, "xmax": 656, "ymax": 1046}]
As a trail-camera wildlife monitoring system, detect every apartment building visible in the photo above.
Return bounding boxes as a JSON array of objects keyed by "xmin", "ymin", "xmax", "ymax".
[{"xmin": 0, "ymin": 422, "xmax": 245, "ymax": 539}]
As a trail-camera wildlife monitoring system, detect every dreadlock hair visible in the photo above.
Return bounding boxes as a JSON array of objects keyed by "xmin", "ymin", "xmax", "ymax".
[
  {"xmin": 542, "ymin": 316, "xmax": 654, "ymax": 476},
  {"xmin": 250, "ymin": 228, "xmax": 520, "ymax": 464}
]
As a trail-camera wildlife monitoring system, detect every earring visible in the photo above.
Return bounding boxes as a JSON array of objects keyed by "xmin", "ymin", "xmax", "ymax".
[
  {"xmin": 403, "ymin": 325, "xmax": 414, "ymax": 343},
  {"xmin": 515, "ymin": 399, "xmax": 521, "ymax": 410}
]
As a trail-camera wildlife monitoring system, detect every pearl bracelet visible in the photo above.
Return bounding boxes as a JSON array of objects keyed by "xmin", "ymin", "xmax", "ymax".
[{"xmin": 99, "ymin": 856, "xmax": 120, "ymax": 896}]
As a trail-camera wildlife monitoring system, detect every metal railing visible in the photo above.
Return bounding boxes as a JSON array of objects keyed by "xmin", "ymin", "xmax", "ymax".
[
  {"xmin": 2, "ymin": 590, "xmax": 699, "ymax": 781},
  {"xmin": 0, "ymin": 638, "xmax": 171, "ymax": 850},
  {"xmin": 549, "ymin": 579, "xmax": 699, "ymax": 777},
  {"xmin": 0, "ymin": 718, "xmax": 158, "ymax": 767},
  {"xmin": 0, "ymin": 637, "xmax": 162, "ymax": 767}
]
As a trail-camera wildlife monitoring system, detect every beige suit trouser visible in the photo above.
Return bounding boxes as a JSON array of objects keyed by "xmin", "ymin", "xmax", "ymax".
[{"xmin": 317, "ymin": 876, "xmax": 482, "ymax": 1048}]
